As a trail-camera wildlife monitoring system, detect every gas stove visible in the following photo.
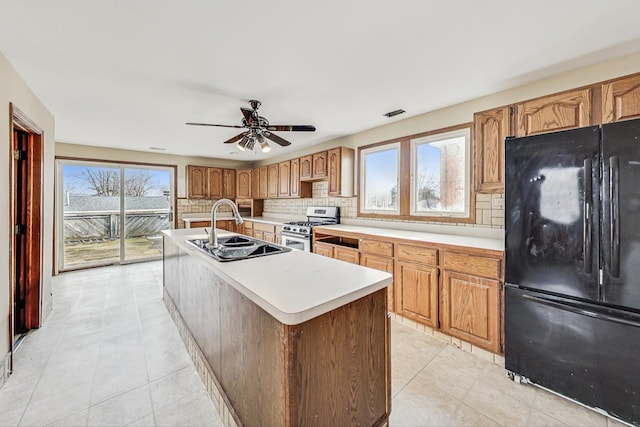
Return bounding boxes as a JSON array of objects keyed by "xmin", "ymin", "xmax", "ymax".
[{"xmin": 281, "ymin": 207, "xmax": 340, "ymax": 251}]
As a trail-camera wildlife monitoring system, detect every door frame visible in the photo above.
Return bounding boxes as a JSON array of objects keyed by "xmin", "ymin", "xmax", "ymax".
[{"xmin": 9, "ymin": 103, "xmax": 44, "ymax": 371}]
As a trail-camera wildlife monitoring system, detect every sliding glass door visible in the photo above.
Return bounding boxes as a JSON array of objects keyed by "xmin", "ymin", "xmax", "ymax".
[{"xmin": 57, "ymin": 160, "xmax": 174, "ymax": 270}]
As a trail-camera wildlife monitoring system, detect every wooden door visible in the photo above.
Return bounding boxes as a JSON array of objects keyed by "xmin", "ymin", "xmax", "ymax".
[
  {"xmin": 313, "ymin": 242, "xmax": 334, "ymax": 257},
  {"xmin": 300, "ymin": 155, "xmax": 312, "ymax": 180},
  {"xmin": 396, "ymin": 261, "xmax": 438, "ymax": 328},
  {"xmin": 208, "ymin": 168, "xmax": 223, "ymax": 199},
  {"xmin": 441, "ymin": 270, "xmax": 501, "ymax": 353},
  {"xmin": 267, "ymin": 164, "xmax": 278, "ymax": 198},
  {"xmin": 602, "ymin": 73, "xmax": 640, "ymax": 123},
  {"xmin": 474, "ymin": 107, "xmax": 511, "ymax": 192},
  {"xmin": 223, "ymin": 169, "xmax": 236, "ymax": 199},
  {"xmin": 328, "ymin": 148, "xmax": 341, "ymax": 196},
  {"xmin": 361, "ymin": 254, "xmax": 394, "ymax": 312},
  {"xmin": 515, "ymin": 88, "xmax": 592, "ymax": 137},
  {"xmin": 334, "ymin": 246, "xmax": 360, "ymax": 264},
  {"xmin": 278, "ymin": 161, "xmax": 290, "ymax": 197},
  {"xmin": 187, "ymin": 165, "xmax": 207, "ymax": 199},
  {"xmin": 312, "ymin": 151, "xmax": 328, "ymax": 179},
  {"xmin": 237, "ymin": 169, "xmax": 252, "ymax": 199}
]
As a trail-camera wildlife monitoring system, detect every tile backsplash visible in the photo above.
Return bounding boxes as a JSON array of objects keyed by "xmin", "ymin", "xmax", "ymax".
[{"xmin": 176, "ymin": 198, "xmax": 231, "ymax": 228}]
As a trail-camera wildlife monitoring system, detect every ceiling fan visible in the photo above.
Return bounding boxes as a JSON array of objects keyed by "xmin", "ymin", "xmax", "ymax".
[{"xmin": 186, "ymin": 100, "xmax": 316, "ymax": 153}]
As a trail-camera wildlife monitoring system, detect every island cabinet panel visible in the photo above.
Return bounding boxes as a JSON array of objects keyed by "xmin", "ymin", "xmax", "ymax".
[
  {"xmin": 361, "ymin": 253, "xmax": 394, "ymax": 312},
  {"xmin": 396, "ymin": 261, "xmax": 438, "ymax": 328},
  {"xmin": 286, "ymin": 289, "xmax": 390, "ymax": 427},
  {"xmin": 474, "ymin": 106, "xmax": 511, "ymax": 192},
  {"xmin": 236, "ymin": 169, "xmax": 252, "ymax": 199},
  {"xmin": 440, "ymin": 270, "xmax": 501, "ymax": 354},
  {"xmin": 602, "ymin": 73, "xmax": 640, "ymax": 123},
  {"xmin": 267, "ymin": 164, "xmax": 279, "ymax": 199},
  {"xmin": 515, "ymin": 88, "xmax": 592, "ymax": 137},
  {"xmin": 187, "ymin": 165, "xmax": 207, "ymax": 199}
]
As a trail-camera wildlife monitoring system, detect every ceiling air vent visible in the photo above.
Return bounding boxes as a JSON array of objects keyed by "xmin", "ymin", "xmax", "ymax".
[{"xmin": 384, "ymin": 109, "xmax": 405, "ymax": 118}]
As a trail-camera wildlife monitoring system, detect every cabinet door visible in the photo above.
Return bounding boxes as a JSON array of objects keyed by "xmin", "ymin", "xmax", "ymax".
[
  {"xmin": 267, "ymin": 164, "xmax": 278, "ymax": 199},
  {"xmin": 334, "ymin": 246, "xmax": 360, "ymax": 264},
  {"xmin": 237, "ymin": 169, "xmax": 252, "ymax": 199},
  {"xmin": 259, "ymin": 166, "xmax": 268, "ymax": 199},
  {"xmin": 290, "ymin": 158, "xmax": 301, "ymax": 197},
  {"xmin": 474, "ymin": 107, "xmax": 511, "ymax": 192},
  {"xmin": 361, "ymin": 254, "xmax": 394, "ymax": 312},
  {"xmin": 187, "ymin": 165, "xmax": 207, "ymax": 199},
  {"xmin": 313, "ymin": 242, "xmax": 334, "ymax": 258},
  {"xmin": 515, "ymin": 88, "xmax": 592, "ymax": 137},
  {"xmin": 441, "ymin": 270, "xmax": 501, "ymax": 353},
  {"xmin": 223, "ymin": 169, "xmax": 236, "ymax": 199},
  {"xmin": 207, "ymin": 168, "xmax": 223, "ymax": 199},
  {"xmin": 328, "ymin": 148, "xmax": 342, "ymax": 196},
  {"xmin": 312, "ymin": 151, "xmax": 328, "ymax": 179},
  {"xmin": 300, "ymin": 155, "xmax": 313, "ymax": 180},
  {"xmin": 278, "ymin": 161, "xmax": 290, "ymax": 197},
  {"xmin": 602, "ymin": 74, "xmax": 640, "ymax": 123},
  {"xmin": 263, "ymin": 232, "xmax": 276, "ymax": 243},
  {"xmin": 396, "ymin": 261, "xmax": 438, "ymax": 328},
  {"xmin": 243, "ymin": 221, "xmax": 254, "ymax": 237},
  {"xmin": 253, "ymin": 230, "xmax": 265, "ymax": 241}
]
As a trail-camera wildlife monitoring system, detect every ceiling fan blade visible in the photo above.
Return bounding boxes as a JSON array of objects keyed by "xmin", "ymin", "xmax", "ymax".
[
  {"xmin": 240, "ymin": 108, "xmax": 255, "ymax": 124},
  {"xmin": 266, "ymin": 125, "xmax": 316, "ymax": 132},
  {"xmin": 264, "ymin": 131, "xmax": 291, "ymax": 147},
  {"xmin": 186, "ymin": 122, "xmax": 245, "ymax": 129},
  {"xmin": 223, "ymin": 131, "xmax": 249, "ymax": 144}
]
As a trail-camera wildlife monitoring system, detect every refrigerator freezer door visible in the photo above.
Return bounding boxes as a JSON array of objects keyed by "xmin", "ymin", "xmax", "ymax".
[
  {"xmin": 602, "ymin": 118, "xmax": 640, "ymax": 311},
  {"xmin": 505, "ymin": 286, "xmax": 640, "ymax": 425},
  {"xmin": 505, "ymin": 126, "xmax": 600, "ymax": 301}
]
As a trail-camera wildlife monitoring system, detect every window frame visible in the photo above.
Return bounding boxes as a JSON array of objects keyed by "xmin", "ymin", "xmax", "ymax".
[
  {"xmin": 359, "ymin": 141, "xmax": 402, "ymax": 215},
  {"xmin": 357, "ymin": 123, "xmax": 475, "ymax": 223}
]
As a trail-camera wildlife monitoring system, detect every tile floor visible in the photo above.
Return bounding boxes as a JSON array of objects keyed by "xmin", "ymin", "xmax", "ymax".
[{"xmin": 0, "ymin": 261, "xmax": 628, "ymax": 427}]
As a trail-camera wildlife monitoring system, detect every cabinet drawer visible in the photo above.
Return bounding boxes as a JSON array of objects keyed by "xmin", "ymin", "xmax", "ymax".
[
  {"xmin": 253, "ymin": 222, "xmax": 276, "ymax": 233},
  {"xmin": 334, "ymin": 246, "xmax": 360, "ymax": 265},
  {"xmin": 397, "ymin": 244, "xmax": 438, "ymax": 266},
  {"xmin": 360, "ymin": 239, "xmax": 393, "ymax": 257},
  {"xmin": 244, "ymin": 221, "xmax": 254, "ymax": 230},
  {"xmin": 443, "ymin": 251, "xmax": 501, "ymax": 279}
]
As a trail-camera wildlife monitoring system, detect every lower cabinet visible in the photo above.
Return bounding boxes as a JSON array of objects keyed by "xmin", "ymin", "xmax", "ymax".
[
  {"xmin": 395, "ymin": 261, "xmax": 438, "ymax": 329},
  {"xmin": 313, "ymin": 242, "xmax": 334, "ymax": 258},
  {"xmin": 334, "ymin": 246, "xmax": 360, "ymax": 265},
  {"xmin": 440, "ymin": 270, "xmax": 501, "ymax": 354},
  {"xmin": 361, "ymin": 254, "xmax": 394, "ymax": 312}
]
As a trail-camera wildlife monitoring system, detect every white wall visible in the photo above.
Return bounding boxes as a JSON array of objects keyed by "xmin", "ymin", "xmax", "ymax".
[{"xmin": 0, "ymin": 51, "xmax": 55, "ymax": 360}]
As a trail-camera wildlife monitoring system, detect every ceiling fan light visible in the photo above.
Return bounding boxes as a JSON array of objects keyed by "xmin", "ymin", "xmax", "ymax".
[
  {"xmin": 237, "ymin": 135, "xmax": 249, "ymax": 151},
  {"xmin": 261, "ymin": 141, "xmax": 271, "ymax": 153}
]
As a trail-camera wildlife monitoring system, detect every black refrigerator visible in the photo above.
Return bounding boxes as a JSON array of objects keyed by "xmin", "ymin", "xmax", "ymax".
[{"xmin": 504, "ymin": 118, "xmax": 640, "ymax": 426}]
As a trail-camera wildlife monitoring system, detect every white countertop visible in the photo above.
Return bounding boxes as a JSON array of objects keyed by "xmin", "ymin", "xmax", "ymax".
[
  {"xmin": 162, "ymin": 228, "xmax": 392, "ymax": 325},
  {"xmin": 315, "ymin": 224, "xmax": 504, "ymax": 251},
  {"xmin": 182, "ymin": 215, "xmax": 296, "ymax": 226}
]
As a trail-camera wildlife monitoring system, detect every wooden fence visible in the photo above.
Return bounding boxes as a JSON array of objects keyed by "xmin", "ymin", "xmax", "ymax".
[{"xmin": 64, "ymin": 209, "xmax": 170, "ymax": 241}]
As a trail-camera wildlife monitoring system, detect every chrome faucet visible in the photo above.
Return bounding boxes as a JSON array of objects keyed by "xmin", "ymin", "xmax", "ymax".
[{"xmin": 207, "ymin": 198, "xmax": 244, "ymax": 249}]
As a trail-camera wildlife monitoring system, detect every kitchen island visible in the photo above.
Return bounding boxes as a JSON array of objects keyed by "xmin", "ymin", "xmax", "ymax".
[{"xmin": 162, "ymin": 228, "xmax": 393, "ymax": 427}]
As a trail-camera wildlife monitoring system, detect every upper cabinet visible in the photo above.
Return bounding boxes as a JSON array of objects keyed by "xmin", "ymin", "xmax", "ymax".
[
  {"xmin": 290, "ymin": 158, "xmax": 312, "ymax": 198},
  {"xmin": 312, "ymin": 151, "xmax": 328, "ymax": 179},
  {"xmin": 236, "ymin": 169, "xmax": 252, "ymax": 199},
  {"xmin": 207, "ymin": 168, "xmax": 224, "ymax": 199},
  {"xmin": 602, "ymin": 73, "xmax": 640, "ymax": 123},
  {"xmin": 267, "ymin": 164, "xmax": 279, "ymax": 199},
  {"xmin": 474, "ymin": 107, "xmax": 512, "ymax": 193},
  {"xmin": 278, "ymin": 160, "xmax": 291, "ymax": 197},
  {"xmin": 187, "ymin": 165, "xmax": 207, "ymax": 199},
  {"xmin": 515, "ymin": 88, "xmax": 592, "ymax": 137},
  {"xmin": 223, "ymin": 169, "xmax": 236, "ymax": 199},
  {"xmin": 328, "ymin": 147, "xmax": 355, "ymax": 197}
]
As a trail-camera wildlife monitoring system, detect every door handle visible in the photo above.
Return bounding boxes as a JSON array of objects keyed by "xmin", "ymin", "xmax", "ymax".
[
  {"xmin": 583, "ymin": 158, "xmax": 592, "ymax": 274},
  {"xmin": 609, "ymin": 156, "xmax": 620, "ymax": 278}
]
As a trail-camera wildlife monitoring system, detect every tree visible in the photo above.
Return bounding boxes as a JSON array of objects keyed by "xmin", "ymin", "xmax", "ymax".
[{"xmin": 77, "ymin": 168, "xmax": 158, "ymax": 196}]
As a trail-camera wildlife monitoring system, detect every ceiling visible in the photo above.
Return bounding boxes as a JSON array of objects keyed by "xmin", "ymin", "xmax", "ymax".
[{"xmin": 1, "ymin": 1, "xmax": 640, "ymax": 161}]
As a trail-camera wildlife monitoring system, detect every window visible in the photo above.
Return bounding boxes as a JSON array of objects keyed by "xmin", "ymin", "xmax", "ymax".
[
  {"xmin": 360, "ymin": 142, "xmax": 401, "ymax": 214},
  {"xmin": 411, "ymin": 128, "xmax": 470, "ymax": 217},
  {"xmin": 358, "ymin": 124, "xmax": 472, "ymax": 222}
]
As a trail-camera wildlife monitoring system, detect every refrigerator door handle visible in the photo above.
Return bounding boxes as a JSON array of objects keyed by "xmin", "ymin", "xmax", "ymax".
[
  {"xmin": 609, "ymin": 156, "xmax": 620, "ymax": 278},
  {"xmin": 583, "ymin": 158, "xmax": 592, "ymax": 274},
  {"xmin": 522, "ymin": 293, "xmax": 640, "ymax": 328}
]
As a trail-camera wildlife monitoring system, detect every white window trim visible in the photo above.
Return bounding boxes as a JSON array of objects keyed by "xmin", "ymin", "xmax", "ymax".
[
  {"xmin": 410, "ymin": 127, "xmax": 470, "ymax": 218},
  {"xmin": 360, "ymin": 142, "xmax": 401, "ymax": 215}
]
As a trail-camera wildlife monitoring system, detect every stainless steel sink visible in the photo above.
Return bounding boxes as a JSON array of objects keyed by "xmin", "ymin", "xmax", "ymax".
[{"xmin": 187, "ymin": 236, "xmax": 291, "ymax": 262}]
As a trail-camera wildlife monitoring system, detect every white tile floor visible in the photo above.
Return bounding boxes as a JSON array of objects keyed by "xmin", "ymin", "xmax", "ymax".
[{"xmin": 0, "ymin": 261, "xmax": 628, "ymax": 427}]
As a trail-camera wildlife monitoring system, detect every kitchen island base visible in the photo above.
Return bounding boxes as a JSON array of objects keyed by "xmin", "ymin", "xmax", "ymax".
[{"xmin": 163, "ymin": 236, "xmax": 391, "ymax": 427}]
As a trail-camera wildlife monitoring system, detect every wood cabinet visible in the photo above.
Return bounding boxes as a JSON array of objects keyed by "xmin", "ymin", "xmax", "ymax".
[
  {"xmin": 236, "ymin": 169, "xmax": 252, "ymax": 199},
  {"xmin": 278, "ymin": 161, "xmax": 291, "ymax": 197},
  {"xmin": 515, "ymin": 88, "xmax": 592, "ymax": 137},
  {"xmin": 289, "ymin": 158, "xmax": 312, "ymax": 198},
  {"xmin": 361, "ymin": 253, "xmax": 394, "ymax": 312},
  {"xmin": 300, "ymin": 155, "xmax": 312, "ymax": 180},
  {"xmin": 441, "ymin": 250, "xmax": 502, "ymax": 353},
  {"xmin": 474, "ymin": 107, "xmax": 511, "ymax": 193},
  {"xmin": 188, "ymin": 220, "xmax": 210, "ymax": 228},
  {"xmin": 267, "ymin": 164, "xmax": 278, "ymax": 199},
  {"xmin": 396, "ymin": 261, "xmax": 439, "ymax": 328},
  {"xmin": 313, "ymin": 241, "xmax": 334, "ymax": 258},
  {"xmin": 334, "ymin": 246, "xmax": 360, "ymax": 265},
  {"xmin": 602, "ymin": 73, "xmax": 640, "ymax": 123},
  {"xmin": 187, "ymin": 166, "xmax": 208, "ymax": 199},
  {"xmin": 312, "ymin": 151, "xmax": 328, "ymax": 179},
  {"xmin": 223, "ymin": 169, "xmax": 236, "ymax": 199},
  {"xmin": 207, "ymin": 168, "xmax": 223, "ymax": 199},
  {"xmin": 327, "ymin": 147, "xmax": 355, "ymax": 197}
]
